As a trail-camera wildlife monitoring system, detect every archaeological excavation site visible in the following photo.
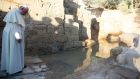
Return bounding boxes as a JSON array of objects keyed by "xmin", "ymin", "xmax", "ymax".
[{"xmin": 0, "ymin": 0, "xmax": 140, "ymax": 79}]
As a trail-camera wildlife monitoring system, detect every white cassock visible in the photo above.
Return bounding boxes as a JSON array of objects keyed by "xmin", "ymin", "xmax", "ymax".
[{"xmin": 1, "ymin": 8, "xmax": 25, "ymax": 74}]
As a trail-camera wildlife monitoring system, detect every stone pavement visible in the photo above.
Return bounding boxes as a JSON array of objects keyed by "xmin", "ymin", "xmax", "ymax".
[{"xmin": 0, "ymin": 56, "xmax": 51, "ymax": 79}]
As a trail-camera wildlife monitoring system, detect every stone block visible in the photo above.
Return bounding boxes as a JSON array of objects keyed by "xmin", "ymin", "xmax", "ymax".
[
  {"xmin": 119, "ymin": 33, "xmax": 139, "ymax": 47},
  {"xmin": 107, "ymin": 34, "xmax": 120, "ymax": 43},
  {"xmin": 25, "ymin": 56, "xmax": 43, "ymax": 64},
  {"xmin": 67, "ymin": 35, "xmax": 79, "ymax": 41},
  {"xmin": 73, "ymin": 41, "xmax": 83, "ymax": 47},
  {"xmin": 96, "ymin": 40, "xmax": 119, "ymax": 58},
  {"xmin": 23, "ymin": 67, "xmax": 34, "ymax": 74},
  {"xmin": 65, "ymin": 14, "xmax": 74, "ymax": 23},
  {"xmin": 85, "ymin": 39, "xmax": 95, "ymax": 47},
  {"xmin": 63, "ymin": 42, "xmax": 74, "ymax": 50},
  {"xmin": 116, "ymin": 48, "xmax": 140, "ymax": 71},
  {"xmin": 110, "ymin": 47, "xmax": 123, "ymax": 58}
]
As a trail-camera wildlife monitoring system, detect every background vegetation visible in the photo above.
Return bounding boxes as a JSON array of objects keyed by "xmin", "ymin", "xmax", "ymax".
[{"xmin": 83, "ymin": 0, "xmax": 140, "ymax": 10}]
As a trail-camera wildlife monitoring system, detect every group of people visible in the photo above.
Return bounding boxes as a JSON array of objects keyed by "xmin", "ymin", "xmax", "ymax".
[{"xmin": 0, "ymin": 5, "xmax": 29, "ymax": 75}]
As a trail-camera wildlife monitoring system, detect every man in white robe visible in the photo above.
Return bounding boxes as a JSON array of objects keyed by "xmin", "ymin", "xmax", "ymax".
[{"xmin": 0, "ymin": 5, "xmax": 28, "ymax": 74}]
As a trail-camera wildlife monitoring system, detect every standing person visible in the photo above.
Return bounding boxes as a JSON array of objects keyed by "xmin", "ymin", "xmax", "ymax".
[{"xmin": 0, "ymin": 5, "xmax": 28, "ymax": 74}]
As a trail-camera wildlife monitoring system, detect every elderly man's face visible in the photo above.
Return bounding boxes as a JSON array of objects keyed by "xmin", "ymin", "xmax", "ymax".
[{"xmin": 19, "ymin": 6, "xmax": 28, "ymax": 15}]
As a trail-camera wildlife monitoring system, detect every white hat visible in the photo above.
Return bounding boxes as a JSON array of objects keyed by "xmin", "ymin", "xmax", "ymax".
[{"xmin": 20, "ymin": 4, "xmax": 28, "ymax": 9}]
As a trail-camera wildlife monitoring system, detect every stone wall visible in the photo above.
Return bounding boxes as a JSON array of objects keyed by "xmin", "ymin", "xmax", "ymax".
[
  {"xmin": 25, "ymin": 0, "xmax": 66, "ymax": 54},
  {"xmin": 0, "ymin": 0, "xmax": 87, "ymax": 54}
]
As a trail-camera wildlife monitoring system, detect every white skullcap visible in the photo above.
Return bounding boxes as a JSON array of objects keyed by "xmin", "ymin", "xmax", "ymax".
[{"xmin": 20, "ymin": 4, "xmax": 28, "ymax": 9}]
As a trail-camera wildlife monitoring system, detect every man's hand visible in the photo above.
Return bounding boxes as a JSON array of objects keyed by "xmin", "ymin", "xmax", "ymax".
[{"xmin": 15, "ymin": 32, "xmax": 22, "ymax": 43}]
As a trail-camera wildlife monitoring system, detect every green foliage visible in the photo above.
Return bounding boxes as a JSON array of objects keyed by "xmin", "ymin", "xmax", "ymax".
[
  {"xmin": 83, "ymin": 0, "xmax": 133, "ymax": 10},
  {"xmin": 83, "ymin": 0, "xmax": 106, "ymax": 8},
  {"xmin": 121, "ymin": 0, "xmax": 132, "ymax": 8},
  {"xmin": 107, "ymin": 0, "xmax": 120, "ymax": 5},
  {"xmin": 105, "ymin": 0, "xmax": 120, "ymax": 9},
  {"xmin": 118, "ymin": 1, "xmax": 129, "ymax": 12}
]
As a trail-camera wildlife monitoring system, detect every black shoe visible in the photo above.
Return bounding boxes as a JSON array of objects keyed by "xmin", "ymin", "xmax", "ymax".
[
  {"xmin": 10, "ymin": 71, "xmax": 23, "ymax": 76},
  {"xmin": 16, "ymin": 71, "xmax": 23, "ymax": 74},
  {"xmin": 24, "ymin": 65, "xmax": 27, "ymax": 68}
]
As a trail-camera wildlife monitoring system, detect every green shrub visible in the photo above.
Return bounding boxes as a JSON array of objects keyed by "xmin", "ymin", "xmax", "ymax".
[
  {"xmin": 83, "ymin": 0, "xmax": 132, "ymax": 10},
  {"xmin": 83, "ymin": 0, "xmax": 107, "ymax": 8},
  {"xmin": 105, "ymin": 0, "xmax": 120, "ymax": 9},
  {"xmin": 118, "ymin": 1, "xmax": 129, "ymax": 12}
]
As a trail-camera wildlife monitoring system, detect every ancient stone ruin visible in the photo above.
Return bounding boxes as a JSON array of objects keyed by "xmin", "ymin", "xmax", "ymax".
[
  {"xmin": 1, "ymin": 0, "xmax": 140, "ymax": 79},
  {"xmin": 0, "ymin": 0, "xmax": 101, "ymax": 54}
]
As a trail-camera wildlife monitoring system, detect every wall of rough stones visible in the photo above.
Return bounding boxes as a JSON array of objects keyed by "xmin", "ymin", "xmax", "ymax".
[{"xmin": 0, "ymin": 0, "xmax": 90, "ymax": 54}]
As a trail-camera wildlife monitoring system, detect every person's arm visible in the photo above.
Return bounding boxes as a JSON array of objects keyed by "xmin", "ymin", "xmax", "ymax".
[{"xmin": 15, "ymin": 32, "xmax": 22, "ymax": 43}]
